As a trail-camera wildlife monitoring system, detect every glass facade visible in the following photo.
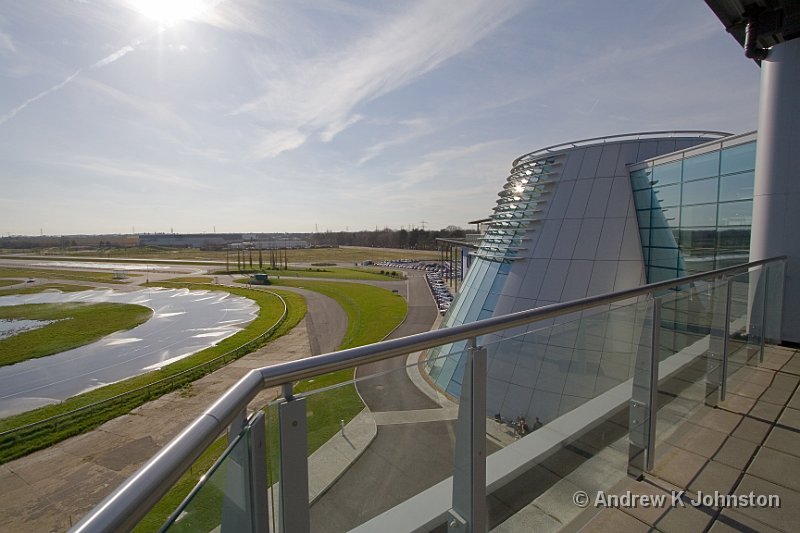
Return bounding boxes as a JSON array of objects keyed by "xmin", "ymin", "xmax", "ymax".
[{"xmin": 631, "ymin": 141, "xmax": 756, "ymax": 282}]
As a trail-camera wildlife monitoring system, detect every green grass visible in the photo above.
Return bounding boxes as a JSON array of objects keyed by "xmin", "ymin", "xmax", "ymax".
[
  {"xmin": 135, "ymin": 280, "xmax": 407, "ymax": 530},
  {"xmin": 164, "ymin": 276, "xmax": 213, "ymax": 283},
  {"xmin": 227, "ymin": 266, "xmax": 404, "ymax": 281},
  {"xmin": 0, "ymin": 283, "xmax": 95, "ymax": 295},
  {"xmin": 0, "ymin": 285, "xmax": 306, "ymax": 463},
  {"xmin": 0, "ymin": 267, "xmax": 135, "ymax": 284},
  {"xmin": 0, "ymin": 280, "xmax": 17, "ymax": 287},
  {"xmin": 0, "ymin": 303, "xmax": 152, "ymax": 367}
]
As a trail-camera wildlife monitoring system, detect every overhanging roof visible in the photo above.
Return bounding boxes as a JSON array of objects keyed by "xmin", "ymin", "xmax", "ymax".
[{"xmin": 705, "ymin": 0, "xmax": 800, "ymax": 53}]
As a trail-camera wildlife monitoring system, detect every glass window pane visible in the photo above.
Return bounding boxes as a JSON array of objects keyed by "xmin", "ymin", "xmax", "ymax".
[
  {"xmin": 720, "ymin": 142, "xmax": 756, "ymax": 175},
  {"xmin": 681, "ymin": 204, "xmax": 717, "ymax": 227},
  {"xmin": 717, "ymin": 227, "xmax": 751, "ymax": 251},
  {"xmin": 719, "ymin": 171, "xmax": 755, "ymax": 202},
  {"xmin": 649, "ymin": 266, "xmax": 678, "ymax": 282},
  {"xmin": 630, "ymin": 168, "xmax": 652, "ymax": 190},
  {"xmin": 679, "ymin": 228, "xmax": 717, "ymax": 252},
  {"xmin": 652, "ymin": 206, "xmax": 680, "ymax": 228},
  {"xmin": 681, "ymin": 177, "xmax": 718, "ymax": 205},
  {"xmin": 650, "ymin": 226, "xmax": 679, "ymax": 248},
  {"xmin": 633, "ymin": 188, "xmax": 653, "ymax": 209},
  {"xmin": 639, "ymin": 229, "xmax": 650, "ymax": 247},
  {"xmin": 718, "ymin": 200, "xmax": 753, "ymax": 226},
  {"xmin": 637, "ymin": 209, "xmax": 651, "ymax": 228},
  {"xmin": 650, "ymin": 247, "xmax": 679, "ymax": 269},
  {"xmin": 683, "ymin": 151, "xmax": 719, "ymax": 180},
  {"xmin": 653, "ymin": 184, "xmax": 680, "ymax": 207},
  {"xmin": 652, "ymin": 161, "xmax": 682, "ymax": 186}
]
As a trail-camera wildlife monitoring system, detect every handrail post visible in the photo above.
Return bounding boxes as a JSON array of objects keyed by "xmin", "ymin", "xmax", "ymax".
[
  {"xmin": 707, "ymin": 277, "xmax": 729, "ymax": 406},
  {"xmin": 449, "ymin": 337, "xmax": 487, "ymax": 532},
  {"xmin": 628, "ymin": 298, "xmax": 660, "ymax": 478},
  {"xmin": 721, "ymin": 277, "xmax": 733, "ymax": 401},
  {"xmin": 278, "ymin": 383, "xmax": 310, "ymax": 533}
]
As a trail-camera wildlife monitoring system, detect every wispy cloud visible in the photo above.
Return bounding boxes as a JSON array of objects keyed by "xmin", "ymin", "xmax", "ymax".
[
  {"xmin": 236, "ymin": 0, "xmax": 524, "ymax": 157},
  {"xmin": 253, "ymin": 128, "xmax": 308, "ymax": 159},
  {"xmin": 0, "ymin": 31, "xmax": 15, "ymax": 54},
  {"xmin": 63, "ymin": 155, "xmax": 211, "ymax": 190}
]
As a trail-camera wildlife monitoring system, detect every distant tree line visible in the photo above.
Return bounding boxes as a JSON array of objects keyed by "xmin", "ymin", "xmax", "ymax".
[{"xmin": 309, "ymin": 226, "xmax": 466, "ymax": 250}]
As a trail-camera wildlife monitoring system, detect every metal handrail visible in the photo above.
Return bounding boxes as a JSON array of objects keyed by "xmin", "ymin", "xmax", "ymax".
[
  {"xmin": 512, "ymin": 130, "xmax": 731, "ymax": 166},
  {"xmin": 71, "ymin": 256, "xmax": 785, "ymax": 532}
]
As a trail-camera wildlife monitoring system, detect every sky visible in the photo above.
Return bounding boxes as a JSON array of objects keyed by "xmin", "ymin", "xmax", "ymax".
[{"xmin": 0, "ymin": 0, "xmax": 762, "ymax": 236}]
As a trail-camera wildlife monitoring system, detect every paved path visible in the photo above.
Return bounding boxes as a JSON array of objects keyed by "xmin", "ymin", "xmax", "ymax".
[
  {"xmin": 310, "ymin": 270, "xmax": 450, "ymax": 531},
  {"xmin": 0, "ymin": 285, "xmax": 348, "ymax": 532}
]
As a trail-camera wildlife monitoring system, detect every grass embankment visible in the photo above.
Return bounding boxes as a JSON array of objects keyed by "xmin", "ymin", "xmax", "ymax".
[
  {"xmin": 0, "ymin": 285, "xmax": 306, "ymax": 464},
  {"xmin": 0, "ymin": 280, "xmax": 16, "ymax": 288},
  {"xmin": 0, "ymin": 303, "xmax": 152, "ymax": 367},
  {"xmin": 164, "ymin": 276, "xmax": 213, "ymax": 284},
  {"xmin": 228, "ymin": 266, "xmax": 402, "ymax": 281},
  {"xmin": 0, "ymin": 283, "xmax": 95, "ymax": 295},
  {"xmin": 0, "ymin": 267, "xmax": 134, "ymax": 284},
  {"xmin": 134, "ymin": 280, "xmax": 407, "ymax": 531}
]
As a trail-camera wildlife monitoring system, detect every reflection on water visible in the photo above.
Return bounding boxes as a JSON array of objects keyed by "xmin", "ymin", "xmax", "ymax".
[
  {"xmin": 0, "ymin": 288, "xmax": 258, "ymax": 417},
  {"xmin": 0, "ymin": 319, "xmax": 56, "ymax": 340}
]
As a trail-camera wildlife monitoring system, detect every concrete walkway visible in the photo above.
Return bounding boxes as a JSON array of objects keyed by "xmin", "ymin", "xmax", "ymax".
[{"xmin": 0, "ymin": 286, "xmax": 348, "ymax": 532}]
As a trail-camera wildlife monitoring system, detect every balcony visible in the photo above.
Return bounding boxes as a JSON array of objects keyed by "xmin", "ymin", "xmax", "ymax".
[{"xmin": 72, "ymin": 256, "xmax": 795, "ymax": 532}]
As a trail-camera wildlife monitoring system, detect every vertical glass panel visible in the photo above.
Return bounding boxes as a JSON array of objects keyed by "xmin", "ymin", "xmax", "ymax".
[
  {"xmin": 653, "ymin": 184, "xmax": 680, "ymax": 207},
  {"xmin": 483, "ymin": 299, "xmax": 655, "ymax": 529},
  {"xmin": 763, "ymin": 261, "xmax": 785, "ymax": 344},
  {"xmin": 681, "ymin": 177, "xmax": 718, "ymax": 205},
  {"xmin": 681, "ymin": 204, "xmax": 717, "ymax": 227},
  {"xmin": 162, "ymin": 427, "xmax": 254, "ymax": 532},
  {"xmin": 304, "ymin": 353, "xmax": 463, "ymax": 532},
  {"xmin": 682, "ymin": 151, "xmax": 719, "ymax": 180},
  {"xmin": 652, "ymin": 160, "xmax": 682, "ymax": 186},
  {"xmin": 720, "ymin": 142, "xmax": 756, "ymax": 175},
  {"xmin": 639, "ymin": 229, "xmax": 650, "ymax": 247},
  {"xmin": 648, "ymin": 266, "xmax": 678, "ymax": 282},
  {"xmin": 655, "ymin": 278, "xmax": 728, "ymax": 463},
  {"xmin": 719, "ymin": 171, "xmax": 755, "ymax": 202},
  {"xmin": 718, "ymin": 200, "xmax": 753, "ymax": 226}
]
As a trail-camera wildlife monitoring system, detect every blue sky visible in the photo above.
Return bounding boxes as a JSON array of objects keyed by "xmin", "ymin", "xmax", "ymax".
[{"xmin": 0, "ymin": 0, "xmax": 760, "ymax": 235}]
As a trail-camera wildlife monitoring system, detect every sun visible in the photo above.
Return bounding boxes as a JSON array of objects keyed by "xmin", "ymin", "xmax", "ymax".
[{"xmin": 129, "ymin": 0, "xmax": 205, "ymax": 25}]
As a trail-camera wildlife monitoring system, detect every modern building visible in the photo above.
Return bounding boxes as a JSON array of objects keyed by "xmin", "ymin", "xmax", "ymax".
[{"xmin": 425, "ymin": 130, "xmax": 763, "ymax": 423}]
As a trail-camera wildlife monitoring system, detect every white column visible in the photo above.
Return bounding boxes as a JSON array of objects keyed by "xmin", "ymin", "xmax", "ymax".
[{"xmin": 750, "ymin": 37, "xmax": 800, "ymax": 344}]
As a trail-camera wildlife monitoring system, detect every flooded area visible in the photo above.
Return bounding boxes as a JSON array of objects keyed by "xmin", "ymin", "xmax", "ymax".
[
  {"xmin": 0, "ymin": 288, "xmax": 258, "ymax": 417},
  {"xmin": 0, "ymin": 319, "xmax": 56, "ymax": 340}
]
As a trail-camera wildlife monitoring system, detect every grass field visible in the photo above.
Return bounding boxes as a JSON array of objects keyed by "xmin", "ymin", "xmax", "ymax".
[
  {"xmin": 0, "ymin": 280, "xmax": 16, "ymax": 288},
  {"xmin": 0, "ymin": 283, "xmax": 95, "ymax": 295},
  {"xmin": 0, "ymin": 303, "xmax": 152, "ymax": 367},
  {"xmin": 164, "ymin": 276, "xmax": 213, "ymax": 283},
  {"xmin": 134, "ymin": 279, "xmax": 408, "ymax": 531},
  {"xmin": 0, "ymin": 285, "xmax": 306, "ymax": 463},
  {"xmin": 0, "ymin": 267, "xmax": 135, "ymax": 284}
]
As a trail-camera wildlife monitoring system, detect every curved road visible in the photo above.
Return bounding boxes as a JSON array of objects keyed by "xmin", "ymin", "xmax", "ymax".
[{"xmin": 311, "ymin": 271, "xmax": 452, "ymax": 531}]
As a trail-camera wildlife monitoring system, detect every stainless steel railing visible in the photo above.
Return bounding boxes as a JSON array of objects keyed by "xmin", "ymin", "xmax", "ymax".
[{"xmin": 71, "ymin": 256, "xmax": 786, "ymax": 532}]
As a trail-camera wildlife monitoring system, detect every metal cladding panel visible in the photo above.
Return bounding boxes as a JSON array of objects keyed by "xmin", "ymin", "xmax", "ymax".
[
  {"xmin": 565, "ymin": 179, "xmax": 594, "ymax": 219},
  {"xmin": 561, "ymin": 260, "xmax": 594, "ymax": 301},
  {"xmin": 587, "ymin": 260, "xmax": 620, "ymax": 294},
  {"xmin": 596, "ymin": 218, "xmax": 627, "ymax": 260},
  {"xmin": 572, "ymin": 219, "xmax": 603, "ymax": 260},
  {"xmin": 584, "ymin": 178, "xmax": 614, "ymax": 218},
  {"xmin": 551, "ymin": 219, "xmax": 582, "ymax": 260},
  {"xmin": 560, "ymin": 148, "xmax": 586, "ymax": 180},
  {"xmin": 605, "ymin": 177, "xmax": 633, "ymax": 218},
  {"xmin": 532, "ymin": 220, "xmax": 564, "ymax": 259},
  {"xmin": 596, "ymin": 144, "xmax": 622, "ymax": 177},
  {"xmin": 577, "ymin": 145, "xmax": 604, "ymax": 179}
]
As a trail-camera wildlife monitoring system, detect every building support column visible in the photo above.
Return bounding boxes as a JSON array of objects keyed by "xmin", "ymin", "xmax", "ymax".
[{"xmin": 749, "ymin": 37, "xmax": 800, "ymax": 344}]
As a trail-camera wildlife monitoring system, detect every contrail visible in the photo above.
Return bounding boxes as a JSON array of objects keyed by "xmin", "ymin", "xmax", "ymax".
[{"xmin": 0, "ymin": 42, "xmax": 140, "ymax": 126}]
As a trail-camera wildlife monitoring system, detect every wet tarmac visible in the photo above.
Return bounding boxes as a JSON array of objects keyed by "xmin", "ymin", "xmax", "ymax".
[{"xmin": 0, "ymin": 288, "xmax": 257, "ymax": 417}]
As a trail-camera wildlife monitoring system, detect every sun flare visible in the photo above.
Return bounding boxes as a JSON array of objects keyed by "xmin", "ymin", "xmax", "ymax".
[{"xmin": 129, "ymin": 0, "xmax": 205, "ymax": 25}]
